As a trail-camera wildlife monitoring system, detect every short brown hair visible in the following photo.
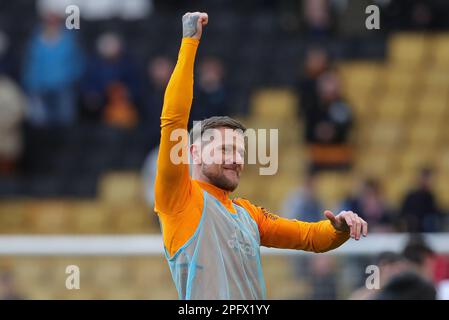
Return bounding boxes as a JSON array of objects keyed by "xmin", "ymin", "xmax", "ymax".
[{"xmin": 189, "ymin": 116, "xmax": 246, "ymax": 144}]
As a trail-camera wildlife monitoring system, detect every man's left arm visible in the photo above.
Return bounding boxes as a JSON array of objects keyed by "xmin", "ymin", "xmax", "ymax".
[{"xmin": 235, "ymin": 199, "xmax": 367, "ymax": 253}]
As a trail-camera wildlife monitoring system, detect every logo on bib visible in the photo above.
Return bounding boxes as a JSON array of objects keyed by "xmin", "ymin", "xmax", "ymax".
[{"xmin": 227, "ymin": 231, "xmax": 257, "ymax": 257}]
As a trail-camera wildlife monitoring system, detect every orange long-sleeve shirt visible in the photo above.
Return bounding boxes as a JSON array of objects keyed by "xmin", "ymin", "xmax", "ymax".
[{"xmin": 154, "ymin": 38, "xmax": 350, "ymax": 258}]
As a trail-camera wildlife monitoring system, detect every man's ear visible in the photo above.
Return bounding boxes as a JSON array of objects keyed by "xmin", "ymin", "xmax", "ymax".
[{"xmin": 190, "ymin": 143, "xmax": 201, "ymax": 165}]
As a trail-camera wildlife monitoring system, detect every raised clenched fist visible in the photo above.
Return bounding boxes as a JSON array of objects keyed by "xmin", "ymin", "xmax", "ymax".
[{"xmin": 182, "ymin": 12, "xmax": 208, "ymax": 40}]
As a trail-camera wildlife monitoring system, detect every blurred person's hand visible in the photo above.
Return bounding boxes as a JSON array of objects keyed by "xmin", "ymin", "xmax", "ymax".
[
  {"xmin": 182, "ymin": 12, "xmax": 208, "ymax": 40},
  {"xmin": 324, "ymin": 210, "xmax": 368, "ymax": 240}
]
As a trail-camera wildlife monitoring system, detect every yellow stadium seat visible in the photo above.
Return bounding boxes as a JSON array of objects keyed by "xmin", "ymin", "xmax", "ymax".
[
  {"xmin": 338, "ymin": 62, "xmax": 381, "ymax": 93},
  {"xmin": 111, "ymin": 204, "xmax": 155, "ymax": 233},
  {"xmin": 415, "ymin": 91, "xmax": 448, "ymax": 120},
  {"xmin": 421, "ymin": 68, "xmax": 449, "ymax": 93},
  {"xmin": 24, "ymin": 201, "xmax": 74, "ymax": 233},
  {"xmin": 355, "ymin": 149, "xmax": 394, "ymax": 178},
  {"xmin": 436, "ymin": 148, "xmax": 449, "ymax": 175},
  {"xmin": 72, "ymin": 201, "xmax": 112, "ymax": 233},
  {"xmin": 314, "ymin": 172, "xmax": 353, "ymax": 209},
  {"xmin": 383, "ymin": 172, "xmax": 414, "ymax": 206},
  {"xmin": 91, "ymin": 258, "xmax": 129, "ymax": 289},
  {"xmin": 376, "ymin": 94, "xmax": 410, "ymax": 121},
  {"xmin": 381, "ymin": 67, "xmax": 416, "ymax": 94},
  {"xmin": 407, "ymin": 122, "xmax": 441, "ymax": 147},
  {"xmin": 429, "ymin": 33, "xmax": 449, "ymax": 69},
  {"xmin": 250, "ymin": 89, "xmax": 298, "ymax": 122},
  {"xmin": 363, "ymin": 121, "xmax": 406, "ymax": 149},
  {"xmin": 435, "ymin": 173, "xmax": 449, "ymax": 208},
  {"xmin": 388, "ymin": 33, "xmax": 429, "ymax": 68},
  {"xmin": 0, "ymin": 201, "xmax": 26, "ymax": 233},
  {"xmin": 397, "ymin": 146, "xmax": 437, "ymax": 173},
  {"xmin": 98, "ymin": 172, "xmax": 143, "ymax": 205}
]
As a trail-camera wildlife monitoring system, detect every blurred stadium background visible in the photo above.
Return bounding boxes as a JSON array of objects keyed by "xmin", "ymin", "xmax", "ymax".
[{"xmin": 0, "ymin": 0, "xmax": 449, "ymax": 299}]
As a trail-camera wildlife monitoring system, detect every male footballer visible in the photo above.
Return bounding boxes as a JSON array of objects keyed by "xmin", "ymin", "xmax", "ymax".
[{"xmin": 154, "ymin": 11, "xmax": 368, "ymax": 300}]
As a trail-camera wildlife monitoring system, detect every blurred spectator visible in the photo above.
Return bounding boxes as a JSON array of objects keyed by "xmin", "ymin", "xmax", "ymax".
[
  {"xmin": 302, "ymin": 0, "xmax": 332, "ymax": 40},
  {"xmin": 402, "ymin": 234, "xmax": 436, "ymax": 281},
  {"xmin": 308, "ymin": 255, "xmax": 338, "ymax": 299},
  {"xmin": 144, "ymin": 56, "xmax": 174, "ymax": 149},
  {"xmin": 103, "ymin": 82, "xmax": 138, "ymax": 129},
  {"xmin": 339, "ymin": 179, "xmax": 395, "ymax": 232},
  {"xmin": 22, "ymin": 12, "xmax": 84, "ymax": 127},
  {"xmin": 0, "ymin": 74, "xmax": 26, "ymax": 175},
  {"xmin": 0, "ymin": 270, "xmax": 23, "ymax": 300},
  {"xmin": 399, "ymin": 168, "xmax": 443, "ymax": 232},
  {"xmin": 189, "ymin": 57, "xmax": 228, "ymax": 128},
  {"xmin": 0, "ymin": 30, "xmax": 18, "ymax": 80},
  {"xmin": 297, "ymin": 46, "xmax": 329, "ymax": 120},
  {"xmin": 350, "ymin": 252, "xmax": 407, "ymax": 300},
  {"xmin": 282, "ymin": 171, "xmax": 323, "ymax": 222},
  {"xmin": 375, "ymin": 271, "xmax": 436, "ymax": 300},
  {"xmin": 373, "ymin": 235, "xmax": 437, "ymax": 300},
  {"xmin": 303, "ymin": 70, "xmax": 353, "ymax": 171},
  {"xmin": 282, "ymin": 171, "xmax": 325, "ymax": 297},
  {"xmin": 81, "ymin": 32, "xmax": 140, "ymax": 122}
]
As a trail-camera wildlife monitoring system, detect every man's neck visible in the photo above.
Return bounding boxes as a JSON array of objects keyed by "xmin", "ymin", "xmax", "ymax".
[{"xmin": 194, "ymin": 179, "xmax": 236, "ymax": 213}]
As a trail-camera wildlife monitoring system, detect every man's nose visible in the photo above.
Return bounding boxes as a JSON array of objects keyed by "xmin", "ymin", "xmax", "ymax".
[{"xmin": 234, "ymin": 151, "xmax": 244, "ymax": 165}]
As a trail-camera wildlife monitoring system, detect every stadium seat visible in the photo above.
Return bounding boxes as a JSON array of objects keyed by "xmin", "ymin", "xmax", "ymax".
[
  {"xmin": 362, "ymin": 121, "xmax": 405, "ymax": 149},
  {"xmin": 421, "ymin": 68, "xmax": 449, "ymax": 93},
  {"xmin": 381, "ymin": 67, "xmax": 416, "ymax": 94},
  {"xmin": 314, "ymin": 172, "xmax": 353, "ymax": 209},
  {"xmin": 407, "ymin": 122, "xmax": 441, "ymax": 147},
  {"xmin": 250, "ymin": 89, "xmax": 298, "ymax": 122},
  {"xmin": 376, "ymin": 94, "xmax": 410, "ymax": 121},
  {"xmin": 0, "ymin": 201, "xmax": 26, "ymax": 233},
  {"xmin": 111, "ymin": 204, "xmax": 155, "ymax": 233},
  {"xmin": 98, "ymin": 172, "xmax": 143, "ymax": 206},
  {"xmin": 72, "ymin": 201, "xmax": 112, "ymax": 234},
  {"xmin": 415, "ymin": 91, "xmax": 448, "ymax": 120},
  {"xmin": 429, "ymin": 33, "xmax": 449, "ymax": 69},
  {"xmin": 397, "ymin": 146, "xmax": 437, "ymax": 173},
  {"xmin": 388, "ymin": 33, "xmax": 429, "ymax": 69},
  {"xmin": 24, "ymin": 201, "xmax": 74, "ymax": 233}
]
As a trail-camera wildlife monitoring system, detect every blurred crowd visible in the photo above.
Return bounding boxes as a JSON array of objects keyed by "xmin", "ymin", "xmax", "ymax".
[
  {"xmin": 283, "ymin": 167, "xmax": 447, "ymax": 233},
  {"xmin": 0, "ymin": 0, "xmax": 449, "ymax": 300}
]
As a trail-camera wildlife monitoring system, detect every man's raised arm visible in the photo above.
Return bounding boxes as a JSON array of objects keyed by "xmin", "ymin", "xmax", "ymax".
[{"xmin": 154, "ymin": 12, "xmax": 208, "ymax": 215}]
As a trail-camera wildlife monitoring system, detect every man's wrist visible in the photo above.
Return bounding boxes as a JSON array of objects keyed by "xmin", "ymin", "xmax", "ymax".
[{"xmin": 182, "ymin": 37, "xmax": 200, "ymax": 45}]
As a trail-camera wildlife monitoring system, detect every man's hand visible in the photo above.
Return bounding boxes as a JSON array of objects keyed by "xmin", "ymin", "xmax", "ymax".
[
  {"xmin": 324, "ymin": 210, "xmax": 368, "ymax": 240},
  {"xmin": 182, "ymin": 12, "xmax": 208, "ymax": 40}
]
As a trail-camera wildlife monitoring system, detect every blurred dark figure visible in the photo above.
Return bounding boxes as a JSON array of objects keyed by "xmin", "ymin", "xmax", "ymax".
[
  {"xmin": 375, "ymin": 235, "xmax": 437, "ymax": 300},
  {"xmin": 402, "ymin": 234, "xmax": 436, "ymax": 281},
  {"xmin": 0, "ymin": 271, "xmax": 23, "ymax": 300},
  {"xmin": 282, "ymin": 171, "xmax": 325, "ymax": 296},
  {"xmin": 302, "ymin": 0, "xmax": 333, "ymax": 40},
  {"xmin": 189, "ymin": 57, "xmax": 228, "ymax": 128},
  {"xmin": 81, "ymin": 33, "xmax": 140, "ymax": 122},
  {"xmin": 298, "ymin": 46, "xmax": 329, "ymax": 121},
  {"xmin": 103, "ymin": 82, "xmax": 138, "ymax": 129},
  {"xmin": 144, "ymin": 56, "xmax": 174, "ymax": 149},
  {"xmin": 308, "ymin": 255, "xmax": 338, "ymax": 300},
  {"xmin": 0, "ymin": 73, "xmax": 26, "ymax": 175},
  {"xmin": 375, "ymin": 271, "xmax": 436, "ymax": 300},
  {"xmin": 383, "ymin": 0, "xmax": 443, "ymax": 31},
  {"xmin": 350, "ymin": 252, "xmax": 407, "ymax": 300},
  {"xmin": 304, "ymin": 70, "xmax": 353, "ymax": 171},
  {"xmin": 282, "ymin": 171, "xmax": 323, "ymax": 222},
  {"xmin": 399, "ymin": 168, "xmax": 442, "ymax": 232},
  {"xmin": 22, "ymin": 12, "xmax": 84, "ymax": 127},
  {"xmin": 0, "ymin": 30, "xmax": 18, "ymax": 80},
  {"xmin": 340, "ymin": 179, "xmax": 394, "ymax": 232}
]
